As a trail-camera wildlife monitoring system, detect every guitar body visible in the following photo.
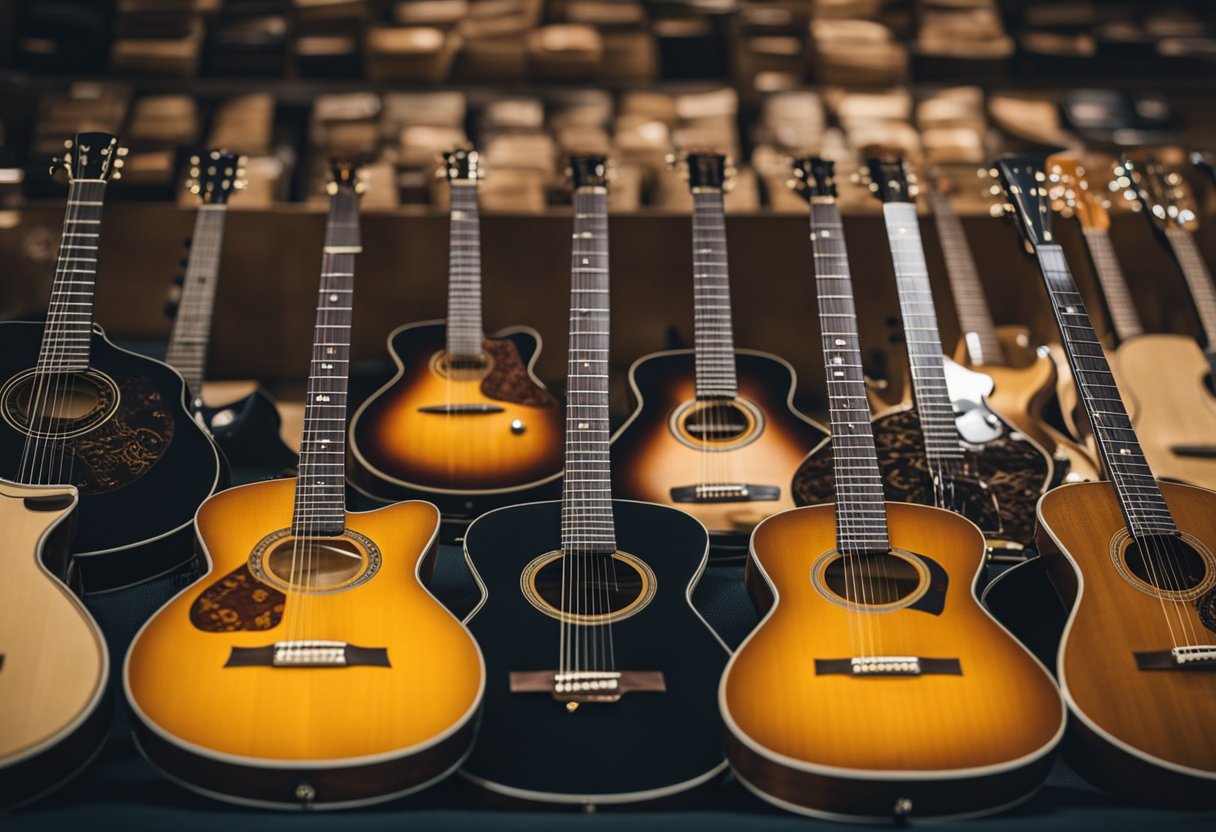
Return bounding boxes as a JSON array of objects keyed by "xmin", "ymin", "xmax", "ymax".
[
  {"xmin": 723, "ymin": 502, "xmax": 1064, "ymax": 821},
  {"xmin": 0, "ymin": 321, "xmax": 222, "ymax": 591},
  {"xmin": 124, "ymin": 478, "xmax": 483, "ymax": 808},
  {"xmin": 793, "ymin": 405, "xmax": 1050, "ymax": 550},
  {"xmin": 0, "ymin": 479, "xmax": 109, "ymax": 807},
  {"xmin": 1037, "ymin": 480, "xmax": 1216, "ymax": 806},
  {"xmin": 610, "ymin": 349, "xmax": 827, "ymax": 550},
  {"xmin": 1109, "ymin": 334, "xmax": 1216, "ymax": 489},
  {"xmin": 348, "ymin": 321, "xmax": 563, "ymax": 519},
  {"xmin": 460, "ymin": 499, "xmax": 729, "ymax": 805},
  {"xmin": 955, "ymin": 326, "xmax": 1100, "ymax": 483},
  {"xmin": 200, "ymin": 387, "xmax": 298, "ymax": 478}
]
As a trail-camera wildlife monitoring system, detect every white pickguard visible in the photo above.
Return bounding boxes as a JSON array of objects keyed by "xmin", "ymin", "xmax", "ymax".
[{"xmin": 942, "ymin": 357, "xmax": 1003, "ymax": 446}]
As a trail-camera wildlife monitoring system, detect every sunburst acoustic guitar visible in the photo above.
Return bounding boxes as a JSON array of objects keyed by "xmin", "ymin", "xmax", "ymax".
[
  {"xmin": 998, "ymin": 155, "xmax": 1216, "ymax": 807},
  {"xmin": 125, "ymin": 161, "xmax": 484, "ymax": 809},
  {"xmin": 460, "ymin": 154, "xmax": 729, "ymax": 806},
  {"xmin": 348, "ymin": 146, "xmax": 563, "ymax": 527},
  {"xmin": 721, "ymin": 156, "xmax": 1064, "ymax": 822},
  {"xmin": 611, "ymin": 151, "xmax": 826, "ymax": 554}
]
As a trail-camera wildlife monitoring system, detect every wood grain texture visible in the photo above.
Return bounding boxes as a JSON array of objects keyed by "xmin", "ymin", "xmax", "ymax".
[
  {"xmin": 1038, "ymin": 479, "xmax": 1216, "ymax": 805},
  {"xmin": 722, "ymin": 502, "xmax": 1063, "ymax": 820},
  {"xmin": 125, "ymin": 478, "xmax": 482, "ymax": 778}
]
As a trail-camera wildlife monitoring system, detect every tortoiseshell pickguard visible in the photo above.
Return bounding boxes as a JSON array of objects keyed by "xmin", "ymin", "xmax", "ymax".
[
  {"xmin": 480, "ymin": 339, "xmax": 557, "ymax": 408},
  {"xmin": 190, "ymin": 563, "xmax": 285, "ymax": 632}
]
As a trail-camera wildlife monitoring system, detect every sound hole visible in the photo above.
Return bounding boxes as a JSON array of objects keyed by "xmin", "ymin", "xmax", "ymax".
[
  {"xmin": 671, "ymin": 397, "xmax": 763, "ymax": 450},
  {"xmin": 433, "ymin": 351, "xmax": 492, "ymax": 381},
  {"xmin": 812, "ymin": 549, "xmax": 930, "ymax": 611},
  {"xmin": 263, "ymin": 537, "xmax": 366, "ymax": 591},
  {"xmin": 0, "ymin": 369, "xmax": 117, "ymax": 438},
  {"xmin": 1124, "ymin": 534, "xmax": 1208, "ymax": 593},
  {"xmin": 521, "ymin": 551, "xmax": 657, "ymax": 624}
]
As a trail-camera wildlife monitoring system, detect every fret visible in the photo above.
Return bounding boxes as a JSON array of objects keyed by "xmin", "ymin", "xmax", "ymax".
[
  {"xmin": 446, "ymin": 180, "xmax": 485, "ymax": 358},
  {"xmin": 691, "ymin": 189, "xmax": 738, "ymax": 400},
  {"xmin": 1164, "ymin": 226, "xmax": 1216, "ymax": 353},
  {"xmin": 1080, "ymin": 228, "xmax": 1142, "ymax": 342},
  {"xmin": 165, "ymin": 205, "xmax": 230, "ymax": 400}
]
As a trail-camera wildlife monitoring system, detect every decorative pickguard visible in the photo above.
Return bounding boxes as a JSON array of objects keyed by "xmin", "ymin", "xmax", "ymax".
[
  {"xmin": 68, "ymin": 376, "xmax": 174, "ymax": 494},
  {"xmin": 190, "ymin": 563, "xmax": 286, "ymax": 632},
  {"xmin": 480, "ymin": 339, "xmax": 556, "ymax": 408}
]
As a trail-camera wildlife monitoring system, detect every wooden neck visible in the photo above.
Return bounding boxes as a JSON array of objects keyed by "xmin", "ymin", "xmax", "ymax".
[
  {"xmin": 926, "ymin": 189, "xmax": 1004, "ymax": 366},
  {"xmin": 561, "ymin": 187, "xmax": 616, "ymax": 556},
  {"xmin": 1036, "ymin": 244, "xmax": 1176, "ymax": 537},
  {"xmin": 691, "ymin": 188, "xmax": 737, "ymax": 400},
  {"xmin": 1080, "ymin": 227, "xmax": 1143, "ymax": 343},
  {"xmin": 1163, "ymin": 226, "xmax": 1216, "ymax": 354},
  {"xmin": 38, "ymin": 179, "xmax": 108, "ymax": 374},
  {"xmin": 291, "ymin": 189, "xmax": 360, "ymax": 538},
  {"xmin": 164, "ymin": 203, "xmax": 229, "ymax": 403},
  {"xmin": 881, "ymin": 202, "xmax": 963, "ymax": 465},
  {"xmin": 446, "ymin": 180, "xmax": 484, "ymax": 358},
  {"xmin": 810, "ymin": 198, "xmax": 890, "ymax": 554}
]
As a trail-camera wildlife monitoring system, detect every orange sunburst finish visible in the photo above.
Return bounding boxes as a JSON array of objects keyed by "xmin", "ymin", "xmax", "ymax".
[
  {"xmin": 349, "ymin": 322, "xmax": 563, "ymax": 506},
  {"xmin": 1037, "ymin": 480, "xmax": 1216, "ymax": 806},
  {"xmin": 722, "ymin": 502, "xmax": 1064, "ymax": 820},
  {"xmin": 125, "ymin": 478, "xmax": 484, "ymax": 806}
]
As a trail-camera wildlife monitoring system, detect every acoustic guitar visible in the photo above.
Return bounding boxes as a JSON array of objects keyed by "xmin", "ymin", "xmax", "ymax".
[
  {"xmin": 998, "ymin": 155, "xmax": 1216, "ymax": 807},
  {"xmin": 611, "ymin": 151, "xmax": 826, "ymax": 554},
  {"xmin": 926, "ymin": 170, "xmax": 1098, "ymax": 483},
  {"xmin": 348, "ymin": 146, "xmax": 563, "ymax": 527},
  {"xmin": 0, "ymin": 132, "xmax": 221, "ymax": 592},
  {"xmin": 460, "ymin": 154, "xmax": 730, "ymax": 806},
  {"xmin": 165, "ymin": 149, "xmax": 296, "ymax": 476},
  {"xmin": 793, "ymin": 155, "xmax": 1053, "ymax": 555},
  {"xmin": 125, "ymin": 162, "xmax": 484, "ymax": 809},
  {"xmin": 721, "ymin": 157, "xmax": 1064, "ymax": 822},
  {"xmin": 1053, "ymin": 154, "xmax": 1216, "ymax": 490}
]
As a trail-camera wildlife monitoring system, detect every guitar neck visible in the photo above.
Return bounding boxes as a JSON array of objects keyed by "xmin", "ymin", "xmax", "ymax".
[
  {"xmin": 881, "ymin": 202, "xmax": 963, "ymax": 464},
  {"xmin": 1163, "ymin": 226, "xmax": 1216, "ymax": 353},
  {"xmin": 1036, "ymin": 244, "xmax": 1176, "ymax": 537},
  {"xmin": 1080, "ymin": 227, "xmax": 1143, "ymax": 342},
  {"xmin": 164, "ymin": 204, "xmax": 229, "ymax": 401},
  {"xmin": 810, "ymin": 199, "xmax": 890, "ymax": 554},
  {"xmin": 561, "ymin": 187, "xmax": 616, "ymax": 555},
  {"xmin": 446, "ymin": 180, "xmax": 484, "ymax": 358},
  {"xmin": 926, "ymin": 189, "xmax": 1004, "ymax": 366},
  {"xmin": 292, "ymin": 189, "xmax": 360, "ymax": 537},
  {"xmin": 692, "ymin": 188, "xmax": 737, "ymax": 399},
  {"xmin": 38, "ymin": 179, "xmax": 107, "ymax": 373}
]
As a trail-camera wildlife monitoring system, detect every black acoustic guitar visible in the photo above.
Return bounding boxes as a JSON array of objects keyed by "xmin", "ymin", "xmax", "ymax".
[
  {"xmin": 459, "ymin": 154, "xmax": 730, "ymax": 806},
  {"xmin": 0, "ymin": 133, "xmax": 221, "ymax": 591},
  {"xmin": 793, "ymin": 155, "xmax": 1053, "ymax": 556},
  {"xmin": 164, "ymin": 149, "xmax": 296, "ymax": 477}
]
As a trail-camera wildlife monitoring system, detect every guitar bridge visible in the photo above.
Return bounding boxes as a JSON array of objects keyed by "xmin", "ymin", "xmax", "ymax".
[
  {"xmin": 670, "ymin": 483, "xmax": 780, "ymax": 503},
  {"xmin": 225, "ymin": 640, "xmax": 390, "ymax": 668},
  {"xmin": 1135, "ymin": 645, "xmax": 1216, "ymax": 671},
  {"xmin": 815, "ymin": 656, "xmax": 962, "ymax": 677},
  {"xmin": 509, "ymin": 670, "xmax": 666, "ymax": 703}
]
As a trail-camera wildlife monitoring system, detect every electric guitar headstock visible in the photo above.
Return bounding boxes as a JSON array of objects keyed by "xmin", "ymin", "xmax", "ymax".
[
  {"xmin": 1116, "ymin": 153, "xmax": 1198, "ymax": 232},
  {"xmin": 858, "ymin": 153, "xmax": 919, "ymax": 205},
  {"xmin": 440, "ymin": 145, "xmax": 481, "ymax": 183},
  {"xmin": 186, "ymin": 149, "xmax": 245, "ymax": 205},
  {"xmin": 787, "ymin": 156, "xmax": 837, "ymax": 203},
  {"xmin": 995, "ymin": 156, "xmax": 1056, "ymax": 252},
  {"xmin": 669, "ymin": 150, "xmax": 735, "ymax": 194},
  {"xmin": 327, "ymin": 157, "xmax": 367, "ymax": 196},
  {"xmin": 568, "ymin": 153, "xmax": 610, "ymax": 192},
  {"xmin": 1046, "ymin": 154, "xmax": 1111, "ymax": 233},
  {"xmin": 50, "ymin": 132, "xmax": 126, "ymax": 183}
]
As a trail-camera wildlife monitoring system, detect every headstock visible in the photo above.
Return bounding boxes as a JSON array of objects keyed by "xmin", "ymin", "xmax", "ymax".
[
  {"xmin": 441, "ymin": 146, "xmax": 481, "ymax": 183},
  {"xmin": 994, "ymin": 156, "xmax": 1055, "ymax": 251},
  {"xmin": 787, "ymin": 156, "xmax": 837, "ymax": 203},
  {"xmin": 50, "ymin": 132, "xmax": 126, "ymax": 183},
  {"xmin": 186, "ymin": 149, "xmax": 245, "ymax": 206},
  {"xmin": 1046, "ymin": 154, "xmax": 1110, "ymax": 232},
  {"xmin": 668, "ymin": 150, "xmax": 734, "ymax": 193},
  {"xmin": 568, "ymin": 154, "xmax": 609, "ymax": 191},
  {"xmin": 327, "ymin": 158, "xmax": 366, "ymax": 195},
  {"xmin": 859, "ymin": 155, "xmax": 918, "ymax": 205},
  {"xmin": 1116, "ymin": 154, "xmax": 1197, "ymax": 231}
]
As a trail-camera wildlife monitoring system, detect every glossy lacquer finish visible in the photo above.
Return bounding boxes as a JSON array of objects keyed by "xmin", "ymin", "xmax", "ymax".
[
  {"xmin": 460, "ymin": 499, "xmax": 729, "ymax": 805},
  {"xmin": 125, "ymin": 478, "xmax": 484, "ymax": 808},
  {"xmin": 611, "ymin": 349, "xmax": 826, "ymax": 547},
  {"xmin": 0, "ymin": 322, "xmax": 221, "ymax": 591},
  {"xmin": 722, "ymin": 502, "xmax": 1064, "ymax": 822},
  {"xmin": 1038, "ymin": 480, "xmax": 1216, "ymax": 807}
]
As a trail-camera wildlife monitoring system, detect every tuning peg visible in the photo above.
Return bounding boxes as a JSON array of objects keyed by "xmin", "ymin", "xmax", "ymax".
[
  {"xmin": 117, "ymin": 146, "xmax": 129, "ymax": 157},
  {"xmin": 664, "ymin": 153, "xmax": 677, "ymax": 172},
  {"xmin": 113, "ymin": 158, "xmax": 123, "ymax": 169},
  {"xmin": 112, "ymin": 171, "xmax": 121, "ymax": 181}
]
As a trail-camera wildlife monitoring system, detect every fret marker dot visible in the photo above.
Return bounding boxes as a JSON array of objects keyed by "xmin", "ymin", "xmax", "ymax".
[
  {"xmin": 582, "ymin": 258, "xmax": 589, "ymax": 265},
  {"xmin": 834, "ymin": 338, "xmax": 846, "ymax": 346},
  {"xmin": 329, "ymin": 294, "xmax": 338, "ymax": 302},
  {"xmin": 820, "ymin": 230, "xmax": 830, "ymax": 238},
  {"xmin": 1120, "ymin": 448, "xmax": 1130, "ymax": 455},
  {"xmin": 832, "ymin": 356, "xmax": 843, "ymax": 364},
  {"xmin": 578, "ymin": 422, "xmax": 589, "ymax": 429}
]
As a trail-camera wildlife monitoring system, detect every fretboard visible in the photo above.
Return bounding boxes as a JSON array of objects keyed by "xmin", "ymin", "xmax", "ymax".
[
  {"xmin": 446, "ymin": 180, "xmax": 484, "ymax": 358},
  {"xmin": 692, "ymin": 189, "xmax": 738, "ymax": 399},
  {"xmin": 291, "ymin": 189, "xmax": 360, "ymax": 537},
  {"xmin": 1036, "ymin": 244, "xmax": 1175, "ymax": 537},
  {"xmin": 164, "ymin": 204, "xmax": 229, "ymax": 402},
  {"xmin": 37, "ymin": 179, "xmax": 107, "ymax": 373},
  {"xmin": 926, "ymin": 189, "xmax": 1004, "ymax": 366},
  {"xmin": 1164, "ymin": 226, "xmax": 1216, "ymax": 354},
  {"xmin": 1081, "ymin": 227, "xmax": 1143, "ymax": 342},
  {"xmin": 561, "ymin": 188, "xmax": 616, "ymax": 556},
  {"xmin": 811, "ymin": 200, "xmax": 890, "ymax": 555},
  {"xmin": 882, "ymin": 202, "xmax": 963, "ymax": 464}
]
